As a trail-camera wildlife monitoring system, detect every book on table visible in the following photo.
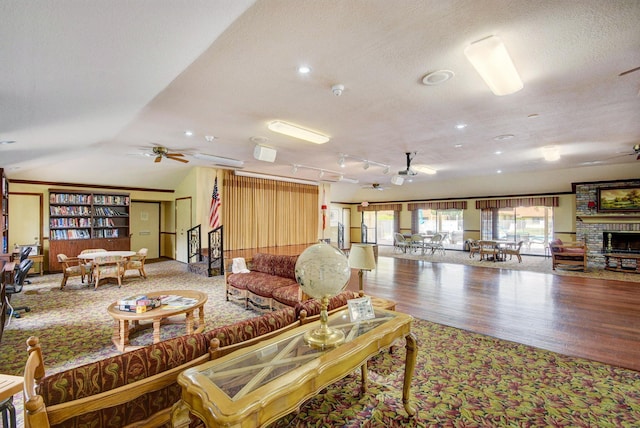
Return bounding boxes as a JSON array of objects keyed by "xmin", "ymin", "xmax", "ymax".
[{"xmin": 117, "ymin": 295, "xmax": 162, "ymax": 313}]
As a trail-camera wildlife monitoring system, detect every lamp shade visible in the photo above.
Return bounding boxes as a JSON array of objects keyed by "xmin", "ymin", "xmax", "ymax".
[{"xmin": 348, "ymin": 244, "xmax": 376, "ymax": 271}]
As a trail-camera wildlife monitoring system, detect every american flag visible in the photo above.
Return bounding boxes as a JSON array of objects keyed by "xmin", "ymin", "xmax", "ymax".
[{"xmin": 209, "ymin": 177, "xmax": 221, "ymax": 229}]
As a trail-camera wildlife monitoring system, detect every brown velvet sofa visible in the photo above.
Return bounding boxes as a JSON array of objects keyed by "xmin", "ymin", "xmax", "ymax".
[
  {"xmin": 23, "ymin": 292, "xmax": 357, "ymax": 428},
  {"xmin": 225, "ymin": 253, "xmax": 306, "ymax": 311}
]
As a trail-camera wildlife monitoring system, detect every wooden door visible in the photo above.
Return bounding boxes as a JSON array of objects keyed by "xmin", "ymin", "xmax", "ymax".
[{"xmin": 130, "ymin": 202, "xmax": 160, "ymax": 259}]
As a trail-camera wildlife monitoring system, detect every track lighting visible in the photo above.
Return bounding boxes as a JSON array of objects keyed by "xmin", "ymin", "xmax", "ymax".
[
  {"xmin": 289, "ymin": 163, "xmax": 358, "ymax": 183},
  {"xmin": 338, "ymin": 154, "xmax": 389, "ymax": 173},
  {"xmin": 383, "ymin": 166, "xmax": 390, "ymax": 175}
]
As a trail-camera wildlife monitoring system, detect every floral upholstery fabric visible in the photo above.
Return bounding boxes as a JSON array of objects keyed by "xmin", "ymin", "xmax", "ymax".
[
  {"xmin": 36, "ymin": 307, "xmax": 299, "ymax": 428},
  {"xmin": 246, "ymin": 275, "xmax": 297, "ymax": 297},
  {"xmin": 271, "ymin": 284, "xmax": 302, "ymax": 307},
  {"xmin": 40, "ymin": 334, "xmax": 209, "ymax": 428},
  {"xmin": 204, "ymin": 307, "xmax": 297, "ymax": 347},
  {"xmin": 295, "ymin": 290, "xmax": 359, "ymax": 319}
]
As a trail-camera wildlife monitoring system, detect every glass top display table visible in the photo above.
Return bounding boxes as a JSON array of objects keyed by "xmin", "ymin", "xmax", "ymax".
[{"xmin": 173, "ymin": 308, "xmax": 416, "ymax": 427}]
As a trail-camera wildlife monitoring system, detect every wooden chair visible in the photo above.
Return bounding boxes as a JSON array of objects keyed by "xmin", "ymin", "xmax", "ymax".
[
  {"xmin": 57, "ymin": 254, "xmax": 87, "ymax": 290},
  {"xmin": 79, "ymin": 248, "xmax": 107, "ymax": 282},
  {"xmin": 478, "ymin": 240, "xmax": 500, "ymax": 261},
  {"xmin": 124, "ymin": 248, "xmax": 148, "ymax": 279},
  {"xmin": 92, "ymin": 255, "xmax": 125, "ymax": 289},
  {"xmin": 468, "ymin": 239, "xmax": 480, "ymax": 258},
  {"xmin": 504, "ymin": 240, "xmax": 524, "ymax": 263},
  {"xmin": 549, "ymin": 239, "xmax": 587, "ymax": 271}
]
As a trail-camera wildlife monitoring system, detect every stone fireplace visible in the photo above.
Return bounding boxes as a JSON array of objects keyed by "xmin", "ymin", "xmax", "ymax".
[
  {"xmin": 575, "ymin": 179, "xmax": 640, "ymax": 268},
  {"xmin": 602, "ymin": 231, "xmax": 640, "ymax": 254}
]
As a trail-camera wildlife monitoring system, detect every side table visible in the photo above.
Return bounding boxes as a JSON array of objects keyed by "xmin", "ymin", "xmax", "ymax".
[{"xmin": 0, "ymin": 374, "xmax": 23, "ymax": 428}]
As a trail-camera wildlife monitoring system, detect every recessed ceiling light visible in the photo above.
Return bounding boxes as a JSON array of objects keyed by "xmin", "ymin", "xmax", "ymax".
[
  {"xmin": 422, "ymin": 70, "xmax": 455, "ymax": 86},
  {"xmin": 497, "ymin": 170, "xmax": 502, "ymax": 174},
  {"xmin": 184, "ymin": 130, "xmax": 193, "ymax": 137},
  {"xmin": 494, "ymin": 134, "xmax": 514, "ymax": 141},
  {"xmin": 495, "ymin": 151, "xmax": 502, "ymax": 155},
  {"xmin": 298, "ymin": 65, "xmax": 311, "ymax": 74},
  {"xmin": 454, "ymin": 144, "xmax": 463, "ymax": 148},
  {"xmin": 455, "ymin": 123, "xmax": 467, "ymax": 130},
  {"xmin": 205, "ymin": 135, "xmax": 217, "ymax": 142},
  {"xmin": 0, "ymin": 140, "xmax": 16, "ymax": 145}
]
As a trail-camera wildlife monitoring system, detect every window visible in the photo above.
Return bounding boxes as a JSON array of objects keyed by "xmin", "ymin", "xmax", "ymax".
[
  {"xmin": 362, "ymin": 210, "xmax": 396, "ymax": 245},
  {"xmin": 481, "ymin": 206, "xmax": 553, "ymax": 255},
  {"xmin": 416, "ymin": 209, "xmax": 464, "ymax": 247}
]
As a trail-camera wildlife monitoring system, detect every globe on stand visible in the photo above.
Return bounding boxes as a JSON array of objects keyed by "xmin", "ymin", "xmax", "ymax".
[{"xmin": 295, "ymin": 242, "xmax": 351, "ymax": 348}]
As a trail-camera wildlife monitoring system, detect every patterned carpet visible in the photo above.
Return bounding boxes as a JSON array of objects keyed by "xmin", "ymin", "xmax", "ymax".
[{"xmin": 2, "ymin": 260, "xmax": 639, "ymax": 427}]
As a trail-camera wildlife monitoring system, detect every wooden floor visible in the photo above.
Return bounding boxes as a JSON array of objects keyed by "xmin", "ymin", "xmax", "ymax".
[{"xmin": 225, "ymin": 244, "xmax": 640, "ymax": 372}]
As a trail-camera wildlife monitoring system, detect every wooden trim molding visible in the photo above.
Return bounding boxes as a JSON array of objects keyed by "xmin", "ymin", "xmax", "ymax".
[{"xmin": 577, "ymin": 215, "xmax": 640, "ymax": 224}]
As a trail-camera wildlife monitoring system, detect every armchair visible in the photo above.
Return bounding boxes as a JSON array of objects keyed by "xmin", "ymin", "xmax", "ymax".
[
  {"xmin": 92, "ymin": 255, "xmax": 125, "ymax": 289},
  {"xmin": 549, "ymin": 239, "xmax": 587, "ymax": 272},
  {"xmin": 124, "ymin": 248, "xmax": 148, "ymax": 279},
  {"xmin": 57, "ymin": 254, "xmax": 87, "ymax": 290}
]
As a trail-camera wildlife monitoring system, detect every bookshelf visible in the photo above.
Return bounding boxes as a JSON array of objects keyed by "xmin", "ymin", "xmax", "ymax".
[
  {"xmin": 1, "ymin": 168, "xmax": 8, "ymax": 255},
  {"xmin": 48, "ymin": 189, "xmax": 131, "ymax": 271}
]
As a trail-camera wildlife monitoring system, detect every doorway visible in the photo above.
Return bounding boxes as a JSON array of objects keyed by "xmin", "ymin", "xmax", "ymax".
[
  {"xmin": 130, "ymin": 201, "xmax": 160, "ymax": 259},
  {"xmin": 175, "ymin": 197, "xmax": 192, "ymax": 263}
]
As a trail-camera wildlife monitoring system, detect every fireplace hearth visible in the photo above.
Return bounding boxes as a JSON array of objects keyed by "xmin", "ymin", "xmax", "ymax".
[{"xmin": 603, "ymin": 231, "xmax": 640, "ymax": 254}]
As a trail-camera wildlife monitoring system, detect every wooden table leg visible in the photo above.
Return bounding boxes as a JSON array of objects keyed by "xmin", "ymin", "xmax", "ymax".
[
  {"xmin": 113, "ymin": 320, "xmax": 130, "ymax": 352},
  {"xmin": 153, "ymin": 319, "xmax": 161, "ymax": 343},
  {"xmin": 185, "ymin": 311, "xmax": 194, "ymax": 335},
  {"xmin": 360, "ymin": 362, "xmax": 368, "ymax": 393},
  {"xmin": 402, "ymin": 332, "xmax": 417, "ymax": 416}
]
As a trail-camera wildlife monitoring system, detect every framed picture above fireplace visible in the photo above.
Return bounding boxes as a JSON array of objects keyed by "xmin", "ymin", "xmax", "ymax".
[{"xmin": 597, "ymin": 187, "xmax": 640, "ymax": 212}]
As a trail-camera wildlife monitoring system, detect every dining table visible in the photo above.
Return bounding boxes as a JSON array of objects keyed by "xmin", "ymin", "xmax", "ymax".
[{"xmin": 77, "ymin": 250, "xmax": 137, "ymax": 284}]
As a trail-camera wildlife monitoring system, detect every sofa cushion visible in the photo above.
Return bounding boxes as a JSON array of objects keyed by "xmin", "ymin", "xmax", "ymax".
[
  {"xmin": 246, "ymin": 275, "xmax": 298, "ymax": 297},
  {"xmin": 269, "ymin": 254, "xmax": 298, "ymax": 280},
  {"xmin": 227, "ymin": 271, "xmax": 277, "ymax": 290},
  {"xmin": 272, "ymin": 284, "xmax": 302, "ymax": 307},
  {"xmin": 250, "ymin": 253, "xmax": 275, "ymax": 274}
]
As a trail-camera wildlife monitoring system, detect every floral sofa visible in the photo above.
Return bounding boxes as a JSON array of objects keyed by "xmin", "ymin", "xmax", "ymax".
[
  {"xmin": 22, "ymin": 292, "xmax": 357, "ymax": 428},
  {"xmin": 225, "ymin": 253, "xmax": 305, "ymax": 311}
]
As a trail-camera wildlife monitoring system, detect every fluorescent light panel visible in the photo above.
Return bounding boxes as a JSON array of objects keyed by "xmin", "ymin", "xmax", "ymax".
[
  {"xmin": 192, "ymin": 153, "xmax": 244, "ymax": 168},
  {"xmin": 235, "ymin": 170, "xmax": 318, "ymax": 186},
  {"xmin": 464, "ymin": 35, "xmax": 523, "ymax": 96},
  {"xmin": 268, "ymin": 121, "xmax": 330, "ymax": 144}
]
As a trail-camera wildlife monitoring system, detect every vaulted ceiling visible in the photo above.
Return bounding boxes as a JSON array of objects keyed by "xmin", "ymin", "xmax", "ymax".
[{"xmin": 2, "ymin": 1, "xmax": 639, "ymax": 200}]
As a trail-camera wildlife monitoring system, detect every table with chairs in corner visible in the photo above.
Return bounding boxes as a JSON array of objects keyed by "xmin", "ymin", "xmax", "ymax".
[{"xmin": 57, "ymin": 248, "xmax": 148, "ymax": 290}]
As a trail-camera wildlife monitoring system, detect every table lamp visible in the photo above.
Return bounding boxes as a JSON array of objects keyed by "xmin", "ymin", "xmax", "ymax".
[{"xmin": 348, "ymin": 244, "xmax": 376, "ymax": 296}]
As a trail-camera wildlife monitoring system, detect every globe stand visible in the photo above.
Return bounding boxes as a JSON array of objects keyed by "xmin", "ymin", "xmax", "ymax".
[{"xmin": 304, "ymin": 295, "xmax": 345, "ymax": 348}]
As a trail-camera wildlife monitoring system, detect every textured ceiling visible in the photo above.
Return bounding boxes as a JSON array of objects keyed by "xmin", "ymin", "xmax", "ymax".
[{"xmin": 1, "ymin": 0, "xmax": 639, "ymax": 199}]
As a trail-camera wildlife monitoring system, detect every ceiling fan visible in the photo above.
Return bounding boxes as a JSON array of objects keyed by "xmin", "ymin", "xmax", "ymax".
[
  {"xmin": 398, "ymin": 152, "xmax": 418, "ymax": 176},
  {"xmin": 151, "ymin": 146, "xmax": 189, "ymax": 164},
  {"xmin": 361, "ymin": 183, "xmax": 385, "ymax": 191}
]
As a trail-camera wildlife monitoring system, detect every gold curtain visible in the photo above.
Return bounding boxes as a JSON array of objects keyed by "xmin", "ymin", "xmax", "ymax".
[
  {"xmin": 357, "ymin": 203, "xmax": 402, "ymax": 212},
  {"xmin": 407, "ymin": 201, "xmax": 467, "ymax": 211},
  {"xmin": 222, "ymin": 171, "xmax": 319, "ymax": 250},
  {"xmin": 475, "ymin": 196, "xmax": 559, "ymax": 209}
]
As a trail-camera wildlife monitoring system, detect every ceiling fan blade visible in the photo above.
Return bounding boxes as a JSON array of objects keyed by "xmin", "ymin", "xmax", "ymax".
[
  {"xmin": 171, "ymin": 157, "xmax": 189, "ymax": 164},
  {"xmin": 166, "ymin": 153, "xmax": 185, "ymax": 158},
  {"xmin": 154, "ymin": 156, "xmax": 162, "ymax": 163}
]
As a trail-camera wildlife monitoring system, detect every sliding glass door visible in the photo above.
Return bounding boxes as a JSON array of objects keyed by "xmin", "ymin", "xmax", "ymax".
[{"xmin": 482, "ymin": 206, "xmax": 553, "ymax": 255}]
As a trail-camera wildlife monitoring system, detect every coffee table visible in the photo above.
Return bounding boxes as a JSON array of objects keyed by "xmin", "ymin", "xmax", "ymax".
[
  {"xmin": 173, "ymin": 308, "xmax": 416, "ymax": 427},
  {"xmin": 107, "ymin": 290, "xmax": 207, "ymax": 352}
]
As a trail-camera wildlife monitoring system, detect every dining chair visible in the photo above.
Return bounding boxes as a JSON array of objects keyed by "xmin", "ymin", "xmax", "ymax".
[
  {"xmin": 79, "ymin": 248, "xmax": 107, "ymax": 282},
  {"xmin": 409, "ymin": 234, "xmax": 425, "ymax": 254},
  {"xmin": 425, "ymin": 233, "xmax": 445, "ymax": 255},
  {"xmin": 393, "ymin": 233, "xmax": 410, "ymax": 253},
  {"xmin": 468, "ymin": 239, "xmax": 480, "ymax": 258},
  {"xmin": 92, "ymin": 255, "xmax": 125, "ymax": 290},
  {"xmin": 478, "ymin": 241, "xmax": 500, "ymax": 261},
  {"xmin": 124, "ymin": 248, "xmax": 148, "ymax": 279},
  {"xmin": 57, "ymin": 254, "xmax": 87, "ymax": 290},
  {"xmin": 504, "ymin": 241, "xmax": 524, "ymax": 263}
]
